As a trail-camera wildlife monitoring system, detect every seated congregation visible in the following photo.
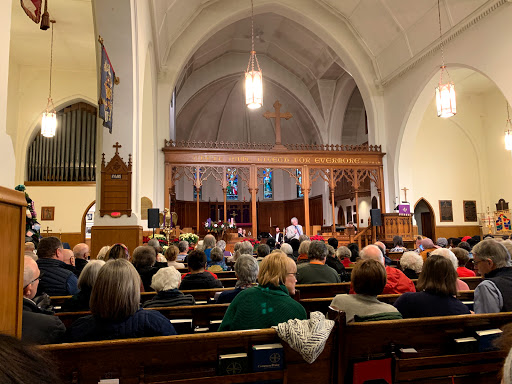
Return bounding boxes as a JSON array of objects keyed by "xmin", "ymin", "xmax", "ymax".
[{"xmin": 16, "ymin": 232, "xmax": 512, "ymax": 383}]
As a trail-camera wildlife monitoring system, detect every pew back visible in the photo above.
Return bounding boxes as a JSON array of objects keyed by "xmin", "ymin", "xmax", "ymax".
[{"xmin": 41, "ymin": 324, "xmax": 340, "ymax": 383}]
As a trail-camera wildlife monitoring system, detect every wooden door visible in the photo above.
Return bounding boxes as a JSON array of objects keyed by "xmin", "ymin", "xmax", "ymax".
[{"xmin": 421, "ymin": 212, "xmax": 433, "ymax": 239}]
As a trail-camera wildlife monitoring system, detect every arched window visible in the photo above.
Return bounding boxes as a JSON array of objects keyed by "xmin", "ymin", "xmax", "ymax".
[
  {"xmin": 226, "ymin": 168, "xmax": 238, "ymax": 200},
  {"xmin": 26, "ymin": 102, "xmax": 97, "ymax": 182},
  {"xmin": 193, "ymin": 168, "xmax": 202, "ymax": 200},
  {"xmin": 296, "ymin": 169, "xmax": 303, "ymax": 198}
]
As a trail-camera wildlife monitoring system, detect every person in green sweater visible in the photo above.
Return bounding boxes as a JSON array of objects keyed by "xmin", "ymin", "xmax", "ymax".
[
  {"xmin": 218, "ymin": 251, "xmax": 307, "ymax": 331},
  {"xmin": 297, "ymin": 241, "xmax": 341, "ymax": 284}
]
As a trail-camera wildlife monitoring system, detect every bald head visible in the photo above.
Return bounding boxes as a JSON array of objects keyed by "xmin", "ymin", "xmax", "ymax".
[
  {"xmin": 73, "ymin": 243, "xmax": 90, "ymax": 260},
  {"xmin": 62, "ymin": 249, "xmax": 75, "ymax": 266},
  {"xmin": 374, "ymin": 242, "xmax": 386, "ymax": 253},
  {"xmin": 360, "ymin": 245, "xmax": 385, "ymax": 265},
  {"xmin": 23, "ymin": 256, "xmax": 40, "ymax": 299}
]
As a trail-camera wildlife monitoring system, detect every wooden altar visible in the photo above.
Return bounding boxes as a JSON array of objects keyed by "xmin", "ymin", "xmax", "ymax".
[{"xmin": 163, "ymin": 141, "xmax": 386, "ymax": 237}]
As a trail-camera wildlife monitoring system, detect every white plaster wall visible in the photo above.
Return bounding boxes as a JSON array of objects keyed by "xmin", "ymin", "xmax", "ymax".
[
  {"xmin": 0, "ymin": 0, "xmax": 16, "ymax": 188},
  {"xmin": 25, "ymin": 185, "xmax": 95, "ymax": 232},
  {"xmin": 389, "ymin": 5, "xmax": 512, "ymax": 214},
  {"xmin": 336, "ymin": 196, "xmax": 372, "ymax": 229}
]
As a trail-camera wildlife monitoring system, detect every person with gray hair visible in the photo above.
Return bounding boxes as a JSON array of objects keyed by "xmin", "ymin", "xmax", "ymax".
[
  {"xmin": 203, "ymin": 234, "xmax": 216, "ymax": 262},
  {"xmin": 217, "ymin": 255, "xmax": 259, "ymax": 304},
  {"xmin": 62, "ymin": 260, "xmax": 106, "ymax": 312},
  {"xmin": 473, "ymin": 239, "xmax": 512, "ymax": 313},
  {"xmin": 336, "ymin": 246, "xmax": 351, "ymax": 267},
  {"xmin": 297, "ymin": 240, "xmax": 311, "ymax": 264},
  {"xmin": 297, "ymin": 241, "xmax": 341, "ymax": 284},
  {"xmin": 177, "ymin": 240, "xmax": 189, "ymax": 262},
  {"xmin": 142, "ymin": 266, "xmax": 195, "ymax": 308},
  {"xmin": 399, "ymin": 251, "xmax": 423, "ymax": 279},
  {"xmin": 430, "ymin": 248, "xmax": 470, "ymax": 291},
  {"xmin": 325, "ymin": 244, "xmax": 347, "ymax": 279},
  {"xmin": 147, "ymin": 239, "xmax": 167, "ymax": 263},
  {"xmin": 359, "ymin": 244, "xmax": 415, "ymax": 295},
  {"xmin": 279, "ymin": 243, "xmax": 294, "ymax": 260},
  {"xmin": 239, "ymin": 240, "xmax": 254, "ymax": 256},
  {"xmin": 285, "ymin": 217, "xmax": 303, "ymax": 241},
  {"xmin": 22, "ymin": 256, "xmax": 66, "ymax": 344},
  {"xmin": 208, "ymin": 246, "xmax": 228, "ymax": 271}
]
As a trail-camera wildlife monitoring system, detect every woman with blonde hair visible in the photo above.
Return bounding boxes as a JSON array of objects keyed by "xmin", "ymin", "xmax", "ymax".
[
  {"xmin": 67, "ymin": 259, "xmax": 176, "ymax": 341},
  {"xmin": 96, "ymin": 245, "xmax": 110, "ymax": 260},
  {"xmin": 165, "ymin": 245, "xmax": 185, "ymax": 269},
  {"xmin": 104, "ymin": 243, "xmax": 130, "ymax": 261},
  {"xmin": 61, "ymin": 260, "xmax": 105, "ymax": 312},
  {"xmin": 218, "ymin": 251, "xmax": 306, "ymax": 331}
]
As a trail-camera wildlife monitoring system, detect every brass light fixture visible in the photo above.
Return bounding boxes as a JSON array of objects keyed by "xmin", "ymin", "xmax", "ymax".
[
  {"xmin": 245, "ymin": 0, "xmax": 263, "ymax": 109},
  {"xmin": 435, "ymin": 0, "xmax": 456, "ymax": 118}
]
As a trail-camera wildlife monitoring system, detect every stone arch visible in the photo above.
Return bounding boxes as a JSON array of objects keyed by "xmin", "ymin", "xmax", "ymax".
[{"xmin": 414, "ymin": 198, "xmax": 436, "ymax": 240}]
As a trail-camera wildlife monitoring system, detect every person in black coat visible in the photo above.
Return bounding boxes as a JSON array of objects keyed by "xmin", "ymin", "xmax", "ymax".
[
  {"xmin": 142, "ymin": 266, "xmax": 195, "ymax": 308},
  {"xmin": 61, "ymin": 260, "xmax": 105, "ymax": 312},
  {"xmin": 66, "ymin": 259, "xmax": 176, "ymax": 342},
  {"xmin": 325, "ymin": 244, "xmax": 347, "ymax": 281},
  {"xmin": 180, "ymin": 250, "xmax": 223, "ymax": 290},
  {"xmin": 22, "ymin": 256, "xmax": 65, "ymax": 344}
]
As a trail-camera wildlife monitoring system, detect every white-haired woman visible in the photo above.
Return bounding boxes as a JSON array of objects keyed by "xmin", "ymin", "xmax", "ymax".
[
  {"xmin": 142, "ymin": 267, "xmax": 195, "ymax": 308},
  {"xmin": 399, "ymin": 251, "xmax": 423, "ymax": 279},
  {"xmin": 216, "ymin": 255, "xmax": 259, "ymax": 304},
  {"xmin": 67, "ymin": 259, "xmax": 176, "ymax": 341},
  {"xmin": 61, "ymin": 260, "xmax": 105, "ymax": 312}
]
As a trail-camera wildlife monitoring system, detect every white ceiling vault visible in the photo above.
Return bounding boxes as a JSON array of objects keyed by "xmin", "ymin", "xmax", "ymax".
[{"xmin": 151, "ymin": 0, "xmax": 499, "ymax": 84}]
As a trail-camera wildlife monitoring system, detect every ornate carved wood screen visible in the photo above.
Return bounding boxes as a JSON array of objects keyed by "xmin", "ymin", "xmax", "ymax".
[
  {"xmin": 377, "ymin": 213, "xmax": 414, "ymax": 242},
  {"xmin": 100, "ymin": 143, "xmax": 132, "ymax": 218},
  {"xmin": 163, "ymin": 140, "xmax": 386, "ymax": 237}
]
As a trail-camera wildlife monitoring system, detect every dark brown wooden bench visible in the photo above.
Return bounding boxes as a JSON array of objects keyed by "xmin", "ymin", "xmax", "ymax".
[
  {"xmin": 40, "ymin": 313, "xmax": 343, "ymax": 384},
  {"xmin": 334, "ymin": 311, "xmax": 512, "ymax": 383}
]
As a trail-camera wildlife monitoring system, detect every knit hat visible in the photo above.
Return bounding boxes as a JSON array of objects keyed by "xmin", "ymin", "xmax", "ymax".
[
  {"xmin": 436, "ymin": 237, "xmax": 448, "ymax": 247},
  {"xmin": 461, "ymin": 236, "xmax": 471, "ymax": 242}
]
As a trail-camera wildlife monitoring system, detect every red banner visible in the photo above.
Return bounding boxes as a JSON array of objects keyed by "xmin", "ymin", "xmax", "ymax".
[{"xmin": 20, "ymin": 0, "xmax": 42, "ymax": 23}]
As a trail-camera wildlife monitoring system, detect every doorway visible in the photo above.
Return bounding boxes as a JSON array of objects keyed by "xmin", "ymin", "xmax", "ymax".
[
  {"xmin": 81, "ymin": 201, "xmax": 96, "ymax": 246},
  {"xmin": 414, "ymin": 198, "xmax": 435, "ymax": 240}
]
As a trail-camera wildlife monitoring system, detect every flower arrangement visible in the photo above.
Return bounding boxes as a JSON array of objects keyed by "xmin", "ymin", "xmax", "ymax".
[
  {"xmin": 204, "ymin": 219, "xmax": 228, "ymax": 234},
  {"xmin": 310, "ymin": 235, "xmax": 325, "ymax": 242},
  {"xmin": 241, "ymin": 238, "xmax": 260, "ymax": 247},
  {"xmin": 148, "ymin": 234, "xmax": 169, "ymax": 247},
  {"xmin": 179, "ymin": 233, "xmax": 199, "ymax": 244}
]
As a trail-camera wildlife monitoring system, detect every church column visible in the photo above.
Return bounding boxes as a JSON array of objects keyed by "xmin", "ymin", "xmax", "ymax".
[
  {"xmin": 249, "ymin": 164, "xmax": 258, "ymax": 238},
  {"xmin": 330, "ymin": 168, "xmax": 336, "ymax": 234},
  {"xmin": 223, "ymin": 188, "xmax": 227, "ymax": 222},
  {"xmin": 378, "ymin": 166, "xmax": 386, "ymax": 213},
  {"xmin": 195, "ymin": 167, "xmax": 200, "ymax": 234},
  {"xmin": 354, "ymin": 178, "xmax": 360, "ymax": 232},
  {"xmin": 303, "ymin": 165, "xmax": 311, "ymax": 236},
  {"xmin": 164, "ymin": 163, "xmax": 172, "ymax": 210}
]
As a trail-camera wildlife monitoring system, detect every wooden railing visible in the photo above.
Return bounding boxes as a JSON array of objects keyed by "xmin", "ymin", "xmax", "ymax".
[{"xmin": 351, "ymin": 224, "xmax": 374, "ymax": 249}]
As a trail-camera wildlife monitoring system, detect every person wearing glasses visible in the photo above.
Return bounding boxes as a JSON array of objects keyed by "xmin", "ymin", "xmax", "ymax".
[
  {"xmin": 22, "ymin": 256, "xmax": 66, "ymax": 344},
  {"xmin": 36, "ymin": 236, "xmax": 79, "ymax": 296},
  {"xmin": 218, "ymin": 251, "xmax": 306, "ymax": 331}
]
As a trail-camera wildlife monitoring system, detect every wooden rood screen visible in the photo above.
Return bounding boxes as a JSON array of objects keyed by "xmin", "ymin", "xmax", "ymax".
[{"xmin": 163, "ymin": 141, "xmax": 386, "ymax": 236}]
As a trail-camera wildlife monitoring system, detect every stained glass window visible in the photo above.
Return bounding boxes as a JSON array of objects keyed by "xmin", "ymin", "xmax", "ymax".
[
  {"xmin": 296, "ymin": 169, "xmax": 303, "ymax": 198},
  {"xmin": 263, "ymin": 168, "xmax": 273, "ymax": 199},
  {"xmin": 227, "ymin": 168, "xmax": 238, "ymax": 200},
  {"xmin": 193, "ymin": 168, "xmax": 202, "ymax": 200}
]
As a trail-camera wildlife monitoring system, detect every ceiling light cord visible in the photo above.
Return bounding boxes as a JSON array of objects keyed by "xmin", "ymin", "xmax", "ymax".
[
  {"xmin": 48, "ymin": 21, "xmax": 54, "ymax": 100},
  {"xmin": 438, "ymin": 0, "xmax": 446, "ymax": 83}
]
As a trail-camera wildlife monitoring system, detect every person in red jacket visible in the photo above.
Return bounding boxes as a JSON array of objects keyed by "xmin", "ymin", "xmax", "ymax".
[
  {"xmin": 350, "ymin": 245, "xmax": 416, "ymax": 295},
  {"xmin": 452, "ymin": 247, "xmax": 476, "ymax": 277}
]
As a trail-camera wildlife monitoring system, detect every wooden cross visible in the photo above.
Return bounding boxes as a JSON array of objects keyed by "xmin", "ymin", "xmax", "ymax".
[
  {"xmin": 263, "ymin": 100, "xmax": 292, "ymax": 147},
  {"xmin": 401, "ymin": 187, "xmax": 409, "ymax": 202},
  {"xmin": 43, "ymin": 226, "xmax": 51, "ymax": 235},
  {"xmin": 113, "ymin": 142, "xmax": 122, "ymax": 155}
]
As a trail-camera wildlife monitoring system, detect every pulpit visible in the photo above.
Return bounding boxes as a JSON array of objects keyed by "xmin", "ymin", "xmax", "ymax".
[{"xmin": 376, "ymin": 213, "xmax": 414, "ymax": 243}]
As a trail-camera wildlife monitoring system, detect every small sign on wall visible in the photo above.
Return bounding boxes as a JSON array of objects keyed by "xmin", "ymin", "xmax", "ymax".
[
  {"xmin": 463, "ymin": 200, "xmax": 477, "ymax": 222},
  {"xmin": 439, "ymin": 200, "xmax": 453, "ymax": 222}
]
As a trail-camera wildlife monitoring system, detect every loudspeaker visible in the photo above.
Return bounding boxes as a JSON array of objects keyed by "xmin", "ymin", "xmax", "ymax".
[
  {"xmin": 148, "ymin": 208, "xmax": 160, "ymax": 228},
  {"xmin": 370, "ymin": 209, "xmax": 382, "ymax": 226}
]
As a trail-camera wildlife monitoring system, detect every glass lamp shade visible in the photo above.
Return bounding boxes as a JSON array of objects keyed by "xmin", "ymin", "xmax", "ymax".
[
  {"xmin": 245, "ymin": 70, "xmax": 263, "ymax": 109},
  {"xmin": 435, "ymin": 82, "xmax": 456, "ymax": 118},
  {"xmin": 41, "ymin": 111, "xmax": 57, "ymax": 137},
  {"xmin": 505, "ymin": 130, "xmax": 512, "ymax": 151}
]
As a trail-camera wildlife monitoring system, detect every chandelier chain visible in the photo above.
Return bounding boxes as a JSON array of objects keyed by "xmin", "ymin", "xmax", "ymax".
[{"xmin": 49, "ymin": 21, "xmax": 54, "ymax": 100}]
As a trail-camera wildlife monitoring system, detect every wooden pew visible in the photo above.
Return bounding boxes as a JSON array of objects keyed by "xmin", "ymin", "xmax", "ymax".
[
  {"xmin": 300, "ymin": 291, "xmax": 476, "ymax": 315},
  {"xmin": 338, "ymin": 311, "xmax": 512, "ymax": 383},
  {"xmin": 56, "ymin": 304, "xmax": 231, "ymax": 330},
  {"xmin": 40, "ymin": 317, "xmax": 342, "ymax": 384}
]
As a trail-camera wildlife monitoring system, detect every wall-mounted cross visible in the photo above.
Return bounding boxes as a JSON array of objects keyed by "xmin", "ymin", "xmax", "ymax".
[
  {"xmin": 113, "ymin": 142, "xmax": 122, "ymax": 155},
  {"xmin": 43, "ymin": 226, "xmax": 51, "ymax": 235},
  {"xmin": 401, "ymin": 187, "xmax": 409, "ymax": 202},
  {"xmin": 263, "ymin": 100, "xmax": 293, "ymax": 148}
]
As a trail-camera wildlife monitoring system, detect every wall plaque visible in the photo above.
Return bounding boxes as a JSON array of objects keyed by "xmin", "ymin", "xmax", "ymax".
[
  {"xmin": 439, "ymin": 200, "xmax": 453, "ymax": 222},
  {"xmin": 100, "ymin": 142, "xmax": 132, "ymax": 218},
  {"xmin": 463, "ymin": 200, "xmax": 477, "ymax": 222}
]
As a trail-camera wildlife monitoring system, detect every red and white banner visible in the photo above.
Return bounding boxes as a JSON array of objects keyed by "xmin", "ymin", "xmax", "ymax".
[{"xmin": 20, "ymin": 0, "xmax": 42, "ymax": 23}]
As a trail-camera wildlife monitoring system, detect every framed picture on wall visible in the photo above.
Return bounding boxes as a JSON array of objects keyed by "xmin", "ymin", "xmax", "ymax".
[
  {"xmin": 439, "ymin": 200, "xmax": 453, "ymax": 222},
  {"xmin": 41, "ymin": 206, "xmax": 55, "ymax": 221},
  {"xmin": 463, "ymin": 200, "xmax": 477, "ymax": 222}
]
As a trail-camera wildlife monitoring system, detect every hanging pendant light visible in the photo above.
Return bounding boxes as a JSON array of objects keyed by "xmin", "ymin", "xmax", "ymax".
[
  {"xmin": 435, "ymin": 0, "xmax": 456, "ymax": 118},
  {"xmin": 505, "ymin": 102, "xmax": 512, "ymax": 151},
  {"xmin": 42, "ymin": 20, "xmax": 57, "ymax": 138},
  {"xmin": 245, "ymin": 0, "xmax": 263, "ymax": 109}
]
